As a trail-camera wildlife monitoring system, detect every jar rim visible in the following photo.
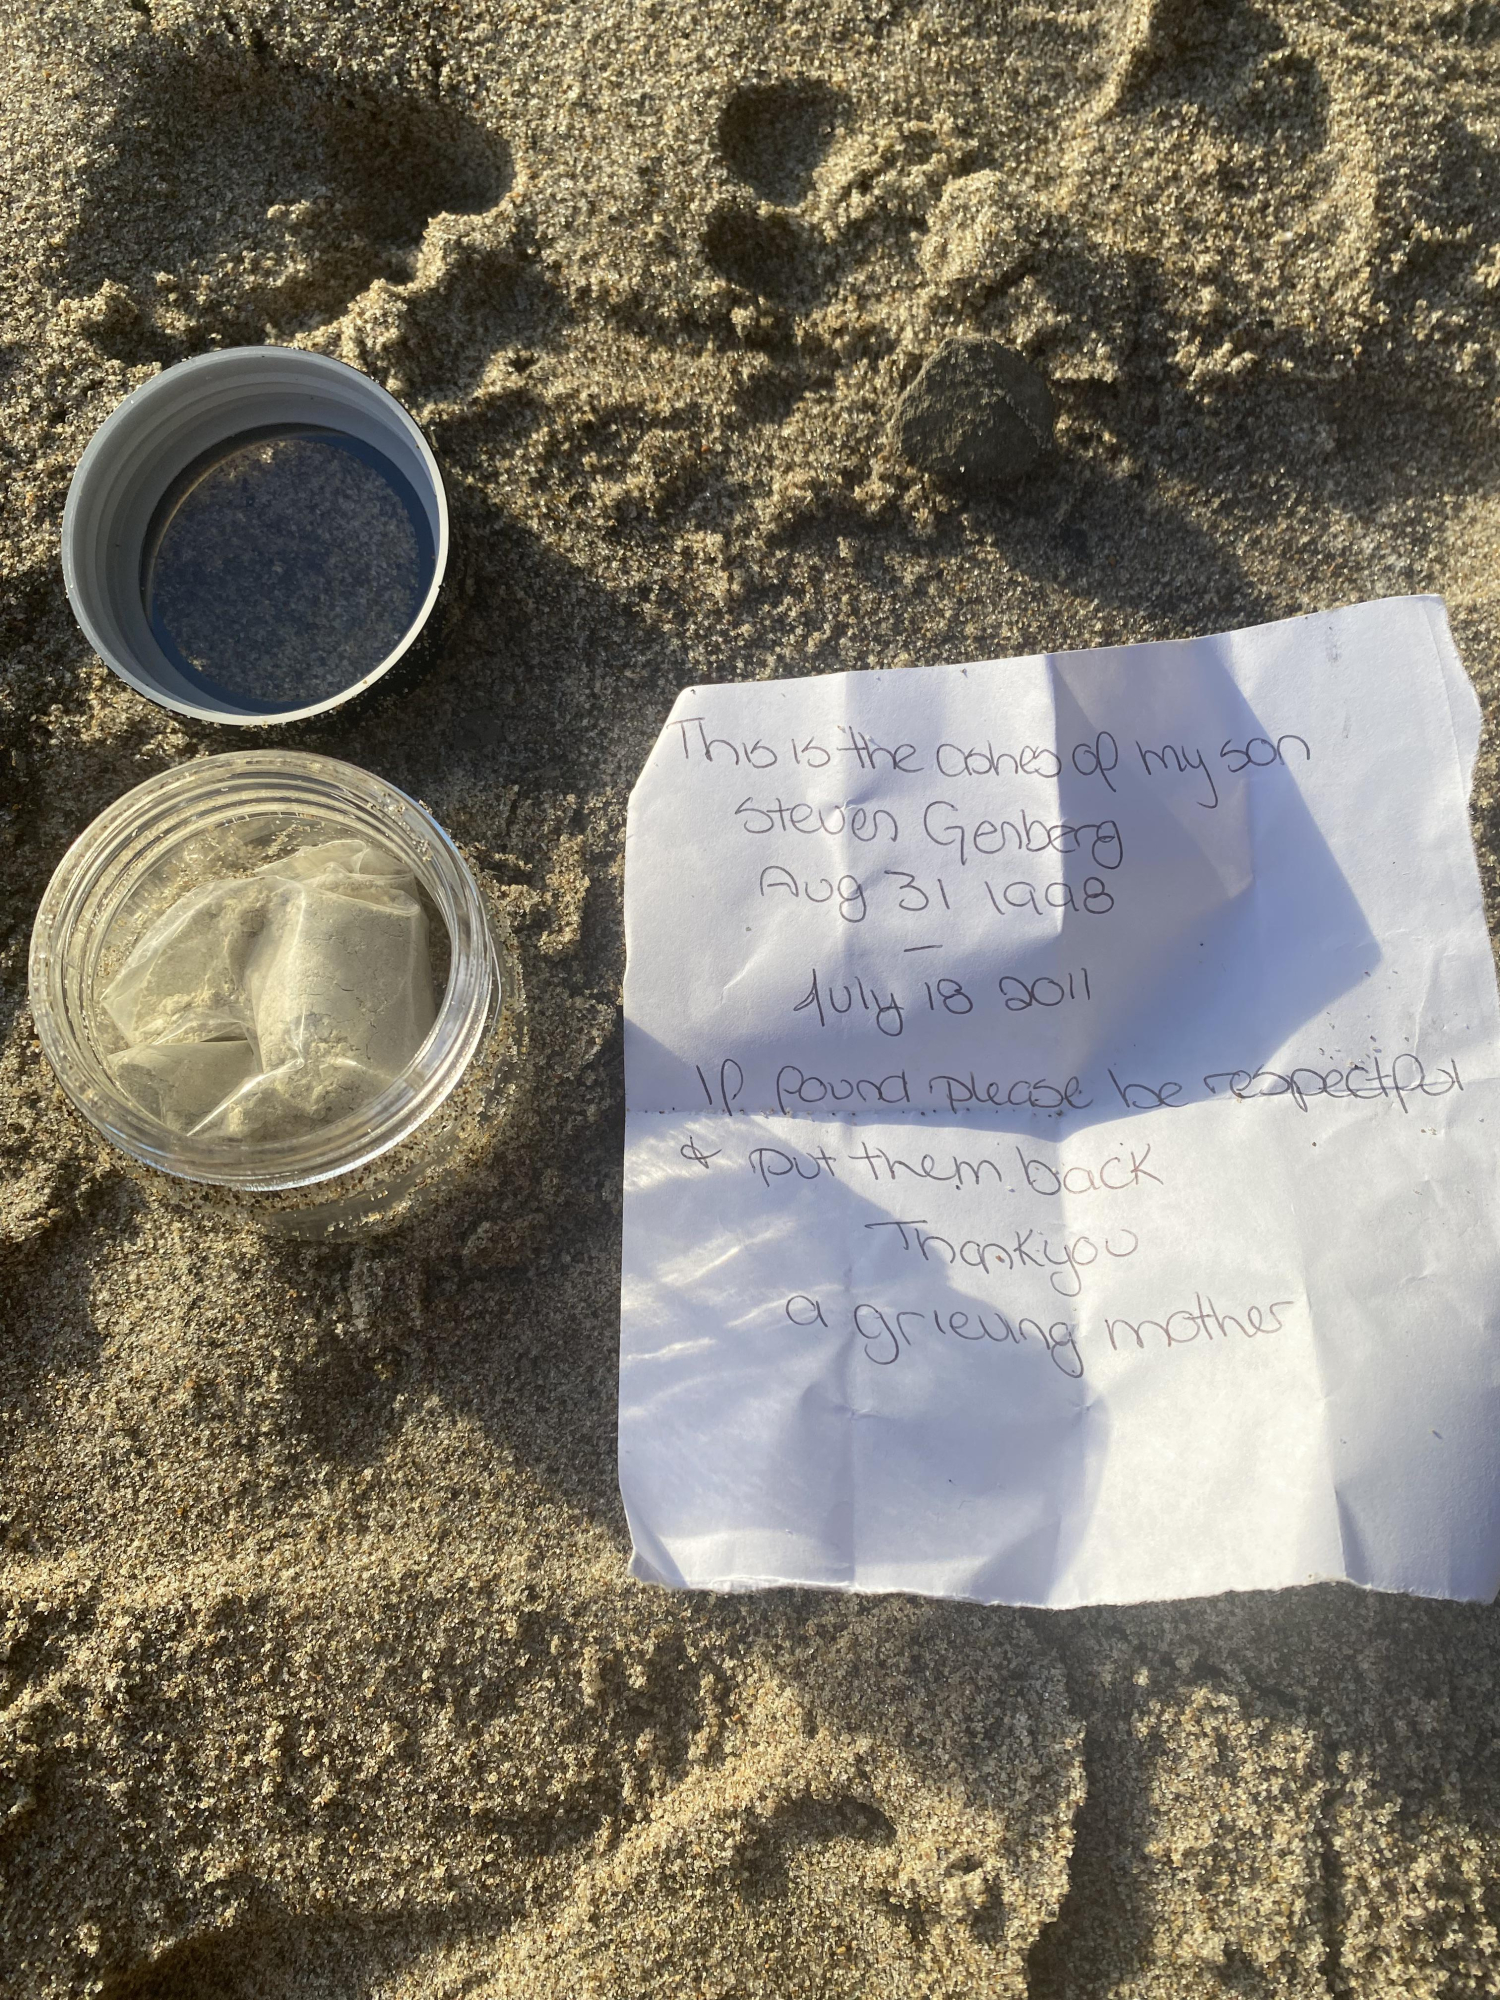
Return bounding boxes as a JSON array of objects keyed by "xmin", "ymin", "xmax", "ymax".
[{"xmin": 29, "ymin": 750, "xmax": 497, "ymax": 1191}]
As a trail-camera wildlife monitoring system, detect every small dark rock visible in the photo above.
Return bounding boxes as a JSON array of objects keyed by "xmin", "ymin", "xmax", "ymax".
[{"xmin": 892, "ymin": 339, "xmax": 1056, "ymax": 491}]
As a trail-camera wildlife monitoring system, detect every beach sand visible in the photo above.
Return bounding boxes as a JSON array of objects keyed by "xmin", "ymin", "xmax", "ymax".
[{"xmin": 5, "ymin": 0, "xmax": 1500, "ymax": 1992}]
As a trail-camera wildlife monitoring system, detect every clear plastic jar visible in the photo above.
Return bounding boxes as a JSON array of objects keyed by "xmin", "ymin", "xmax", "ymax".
[{"xmin": 28, "ymin": 750, "xmax": 522, "ymax": 1237}]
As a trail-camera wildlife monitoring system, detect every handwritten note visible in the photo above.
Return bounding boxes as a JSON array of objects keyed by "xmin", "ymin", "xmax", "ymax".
[{"xmin": 619, "ymin": 598, "xmax": 1500, "ymax": 1606}]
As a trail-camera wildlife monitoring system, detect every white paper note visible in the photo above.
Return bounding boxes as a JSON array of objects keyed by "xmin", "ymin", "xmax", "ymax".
[{"xmin": 619, "ymin": 598, "xmax": 1500, "ymax": 1606}]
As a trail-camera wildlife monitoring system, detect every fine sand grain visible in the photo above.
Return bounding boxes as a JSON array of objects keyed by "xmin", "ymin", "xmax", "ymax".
[{"xmin": 6, "ymin": 2, "xmax": 1500, "ymax": 1994}]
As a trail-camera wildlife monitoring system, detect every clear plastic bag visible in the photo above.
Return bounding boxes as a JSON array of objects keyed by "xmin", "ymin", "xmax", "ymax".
[{"xmin": 102, "ymin": 838, "xmax": 438, "ymax": 1139}]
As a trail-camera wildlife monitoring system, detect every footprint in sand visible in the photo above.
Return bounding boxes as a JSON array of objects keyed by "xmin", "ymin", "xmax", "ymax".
[
  {"xmin": 60, "ymin": 39, "xmax": 511, "ymax": 366},
  {"xmin": 702, "ymin": 76, "xmax": 849, "ymax": 304}
]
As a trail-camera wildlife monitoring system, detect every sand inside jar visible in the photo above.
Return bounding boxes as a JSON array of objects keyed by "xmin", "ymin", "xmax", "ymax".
[{"xmin": 102, "ymin": 837, "xmax": 439, "ymax": 1140}]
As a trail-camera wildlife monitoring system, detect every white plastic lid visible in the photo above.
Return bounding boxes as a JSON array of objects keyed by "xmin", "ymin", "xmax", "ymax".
[{"xmin": 62, "ymin": 347, "xmax": 449, "ymax": 726}]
